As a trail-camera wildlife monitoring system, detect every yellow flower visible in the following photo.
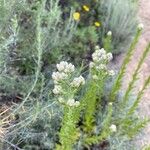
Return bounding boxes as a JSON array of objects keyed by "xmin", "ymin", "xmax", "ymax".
[
  {"xmin": 94, "ymin": 21, "xmax": 101, "ymax": 27},
  {"xmin": 83, "ymin": 5, "xmax": 90, "ymax": 12},
  {"xmin": 73, "ymin": 12, "xmax": 80, "ymax": 21}
]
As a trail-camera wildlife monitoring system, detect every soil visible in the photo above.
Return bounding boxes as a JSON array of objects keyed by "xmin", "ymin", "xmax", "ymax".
[{"xmin": 111, "ymin": 0, "xmax": 150, "ymax": 148}]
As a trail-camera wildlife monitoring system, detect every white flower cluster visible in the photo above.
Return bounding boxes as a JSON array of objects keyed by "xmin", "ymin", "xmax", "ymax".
[
  {"xmin": 56, "ymin": 61, "xmax": 75, "ymax": 73},
  {"xmin": 71, "ymin": 75, "xmax": 85, "ymax": 88},
  {"xmin": 90, "ymin": 46, "xmax": 115, "ymax": 78},
  {"xmin": 52, "ymin": 61, "xmax": 85, "ymax": 107},
  {"xmin": 52, "ymin": 72, "xmax": 68, "ymax": 84},
  {"xmin": 91, "ymin": 47, "xmax": 113, "ymax": 63},
  {"xmin": 52, "ymin": 61, "xmax": 75, "ymax": 82}
]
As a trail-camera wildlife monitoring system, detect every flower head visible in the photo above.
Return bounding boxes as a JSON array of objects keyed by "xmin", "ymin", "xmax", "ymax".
[
  {"xmin": 89, "ymin": 46, "xmax": 115, "ymax": 79},
  {"xmin": 92, "ymin": 48, "xmax": 106, "ymax": 62},
  {"xmin": 73, "ymin": 12, "xmax": 80, "ymax": 21},
  {"xmin": 94, "ymin": 21, "xmax": 101, "ymax": 27},
  {"xmin": 52, "ymin": 61, "xmax": 84, "ymax": 107},
  {"xmin": 52, "ymin": 71, "xmax": 68, "ymax": 82},
  {"xmin": 56, "ymin": 61, "xmax": 75, "ymax": 73},
  {"xmin": 56, "ymin": 61, "xmax": 67, "ymax": 72},
  {"xmin": 83, "ymin": 5, "xmax": 90, "ymax": 12},
  {"xmin": 64, "ymin": 63, "xmax": 75, "ymax": 73},
  {"xmin": 71, "ymin": 75, "xmax": 85, "ymax": 88},
  {"xmin": 89, "ymin": 62, "xmax": 95, "ymax": 68}
]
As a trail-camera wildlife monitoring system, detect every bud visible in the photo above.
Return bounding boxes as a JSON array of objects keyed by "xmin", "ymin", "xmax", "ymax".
[
  {"xmin": 95, "ymin": 45, "xmax": 100, "ymax": 50},
  {"xmin": 107, "ymin": 31, "xmax": 112, "ymax": 36},
  {"xmin": 109, "ymin": 102, "xmax": 113, "ymax": 106},
  {"xmin": 109, "ymin": 124, "xmax": 117, "ymax": 132},
  {"xmin": 138, "ymin": 23, "xmax": 144, "ymax": 30}
]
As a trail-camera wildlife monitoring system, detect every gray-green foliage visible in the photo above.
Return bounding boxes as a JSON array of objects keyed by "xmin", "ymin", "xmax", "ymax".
[
  {"xmin": 0, "ymin": 0, "xmax": 19, "ymax": 31},
  {"xmin": 99, "ymin": 0, "xmax": 138, "ymax": 53},
  {"xmin": 0, "ymin": 0, "xmax": 76, "ymax": 92},
  {"xmin": 0, "ymin": 1, "xmax": 76, "ymax": 149}
]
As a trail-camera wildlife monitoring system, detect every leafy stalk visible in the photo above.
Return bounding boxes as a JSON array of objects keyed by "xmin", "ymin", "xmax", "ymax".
[
  {"xmin": 13, "ymin": 1, "xmax": 44, "ymax": 112},
  {"xmin": 121, "ymin": 43, "xmax": 150, "ymax": 107},
  {"xmin": 110, "ymin": 27, "xmax": 142, "ymax": 101},
  {"xmin": 82, "ymin": 81, "xmax": 97, "ymax": 132},
  {"xmin": 84, "ymin": 103, "xmax": 113, "ymax": 145},
  {"xmin": 127, "ymin": 75, "xmax": 150, "ymax": 116},
  {"xmin": 57, "ymin": 106, "xmax": 81, "ymax": 150}
]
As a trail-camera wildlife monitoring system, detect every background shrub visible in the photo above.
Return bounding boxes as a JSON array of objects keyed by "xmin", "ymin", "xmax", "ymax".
[
  {"xmin": 59, "ymin": 0, "xmax": 138, "ymax": 54},
  {"xmin": 98, "ymin": 0, "xmax": 138, "ymax": 54}
]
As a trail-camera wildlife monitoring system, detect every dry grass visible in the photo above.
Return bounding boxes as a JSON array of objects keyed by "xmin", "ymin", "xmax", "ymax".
[{"xmin": 0, "ymin": 105, "xmax": 11, "ymax": 141}]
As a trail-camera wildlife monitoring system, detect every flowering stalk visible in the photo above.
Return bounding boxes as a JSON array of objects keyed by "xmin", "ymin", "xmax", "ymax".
[
  {"xmin": 52, "ymin": 61, "xmax": 85, "ymax": 106},
  {"xmin": 83, "ymin": 46, "xmax": 114, "ymax": 132},
  {"xmin": 52, "ymin": 61, "xmax": 85, "ymax": 150}
]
